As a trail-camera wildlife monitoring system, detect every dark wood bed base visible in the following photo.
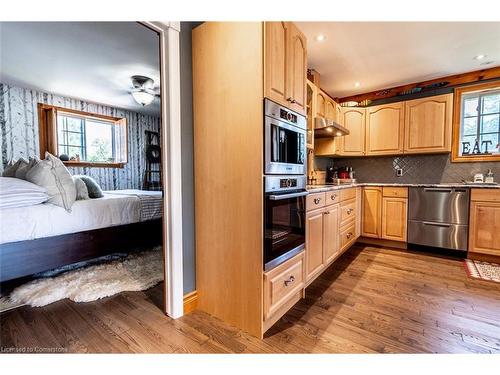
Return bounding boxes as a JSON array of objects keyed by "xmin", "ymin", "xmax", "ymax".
[{"xmin": 0, "ymin": 219, "xmax": 163, "ymax": 283}]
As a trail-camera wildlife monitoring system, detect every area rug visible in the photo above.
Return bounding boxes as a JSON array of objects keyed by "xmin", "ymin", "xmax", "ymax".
[
  {"xmin": 0, "ymin": 246, "xmax": 163, "ymax": 313},
  {"xmin": 464, "ymin": 259, "xmax": 500, "ymax": 283}
]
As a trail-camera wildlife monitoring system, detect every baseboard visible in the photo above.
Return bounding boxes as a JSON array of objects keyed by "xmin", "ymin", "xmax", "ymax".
[
  {"xmin": 468, "ymin": 252, "xmax": 500, "ymax": 264},
  {"xmin": 356, "ymin": 237, "xmax": 407, "ymax": 250},
  {"xmin": 183, "ymin": 290, "xmax": 198, "ymax": 314}
]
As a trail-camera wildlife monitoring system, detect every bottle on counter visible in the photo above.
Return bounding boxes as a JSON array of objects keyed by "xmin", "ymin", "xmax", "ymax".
[{"xmin": 485, "ymin": 169, "xmax": 495, "ymax": 183}]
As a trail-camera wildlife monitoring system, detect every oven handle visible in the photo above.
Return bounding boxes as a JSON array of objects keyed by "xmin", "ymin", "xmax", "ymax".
[{"xmin": 268, "ymin": 191, "xmax": 308, "ymax": 200}]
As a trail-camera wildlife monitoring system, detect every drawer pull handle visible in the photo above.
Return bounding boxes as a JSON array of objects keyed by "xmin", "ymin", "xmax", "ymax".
[
  {"xmin": 324, "ymin": 211, "xmax": 330, "ymax": 215},
  {"xmin": 314, "ymin": 198, "xmax": 321, "ymax": 204},
  {"xmin": 330, "ymin": 194, "xmax": 337, "ymax": 200},
  {"xmin": 284, "ymin": 275, "xmax": 295, "ymax": 286},
  {"xmin": 347, "ymin": 208, "xmax": 354, "ymax": 214},
  {"xmin": 346, "ymin": 232, "xmax": 353, "ymax": 239}
]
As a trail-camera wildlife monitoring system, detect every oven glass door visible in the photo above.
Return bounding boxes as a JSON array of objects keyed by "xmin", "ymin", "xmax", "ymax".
[
  {"xmin": 265, "ymin": 117, "xmax": 306, "ymax": 175},
  {"xmin": 264, "ymin": 192, "xmax": 306, "ymax": 271}
]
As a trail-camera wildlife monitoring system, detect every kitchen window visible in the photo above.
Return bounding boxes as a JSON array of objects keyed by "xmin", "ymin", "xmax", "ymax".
[
  {"xmin": 452, "ymin": 81, "xmax": 500, "ymax": 162},
  {"xmin": 38, "ymin": 104, "xmax": 127, "ymax": 167}
]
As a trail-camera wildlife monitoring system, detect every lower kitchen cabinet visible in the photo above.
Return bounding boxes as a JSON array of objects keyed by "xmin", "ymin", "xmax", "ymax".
[
  {"xmin": 381, "ymin": 197, "xmax": 408, "ymax": 242},
  {"xmin": 361, "ymin": 186, "xmax": 408, "ymax": 243},
  {"xmin": 305, "ymin": 187, "xmax": 359, "ymax": 284},
  {"xmin": 469, "ymin": 189, "xmax": 500, "ymax": 258}
]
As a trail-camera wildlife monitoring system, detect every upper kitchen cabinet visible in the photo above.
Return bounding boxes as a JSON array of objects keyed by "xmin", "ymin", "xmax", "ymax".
[
  {"xmin": 306, "ymin": 80, "xmax": 315, "ymax": 149},
  {"xmin": 316, "ymin": 90, "xmax": 326, "ymax": 118},
  {"xmin": 264, "ymin": 22, "xmax": 307, "ymax": 115},
  {"xmin": 339, "ymin": 107, "xmax": 366, "ymax": 156},
  {"xmin": 366, "ymin": 102, "xmax": 404, "ymax": 155},
  {"xmin": 404, "ymin": 93, "xmax": 453, "ymax": 154},
  {"xmin": 325, "ymin": 95, "xmax": 336, "ymax": 121}
]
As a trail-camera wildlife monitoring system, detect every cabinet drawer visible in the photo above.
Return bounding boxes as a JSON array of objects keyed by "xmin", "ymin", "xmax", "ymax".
[
  {"xmin": 340, "ymin": 223, "xmax": 356, "ymax": 251},
  {"xmin": 471, "ymin": 188, "xmax": 500, "ymax": 202},
  {"xmin": 340, "ymin": 198, "xmax": 356, "ymax": 226},
  {"xmin": 325, "ymin": 190, "xmax": 340, "ymax": 206},
  {"xmin": 340, "ymin": 188, "xmax": 356, "ymax": 202},
  {"xmin": 383, "ymin": 186, "xmax": 408, "ymax": 198},
  {"xmin": 263, "ymin": 252, "xmax": 304, "ymax": 320},
  {"xmin": 306, "ymin": 192, "xmax": 326, "ymax": 211}
]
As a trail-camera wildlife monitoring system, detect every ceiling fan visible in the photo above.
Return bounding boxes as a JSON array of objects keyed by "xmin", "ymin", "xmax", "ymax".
[{"xmin": 130, "ymin": 75, "xmax": 160, "ymax": 106}]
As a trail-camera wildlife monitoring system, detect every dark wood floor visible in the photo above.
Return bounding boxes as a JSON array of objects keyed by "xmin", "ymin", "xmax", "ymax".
[{"xmin": 1, "ymin": 245, "xmax": 500, "ymax": 353}]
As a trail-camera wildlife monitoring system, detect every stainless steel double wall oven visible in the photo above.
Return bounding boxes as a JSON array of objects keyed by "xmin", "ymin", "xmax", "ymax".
[{"xmin": 263, "ymin": 99, "xmax": 308, "ymax": 271}]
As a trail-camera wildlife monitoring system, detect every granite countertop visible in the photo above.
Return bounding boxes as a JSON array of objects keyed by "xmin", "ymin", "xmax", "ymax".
[{"xmin": 306, "ymin": 182, "xmax": 500, "ymax": 193}]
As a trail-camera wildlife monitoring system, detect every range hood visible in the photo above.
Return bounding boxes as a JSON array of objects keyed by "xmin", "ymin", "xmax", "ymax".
[{"xmin": 314, "ymin": 117, "xmax": 350, "ymax": 138}]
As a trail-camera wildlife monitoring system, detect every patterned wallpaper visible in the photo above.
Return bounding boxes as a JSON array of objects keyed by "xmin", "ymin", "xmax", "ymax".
[
  {"xmin": 315, "ymin": 154, "xmax": 500, "ymax": 184},
  {"xmin": 0, "ymin": 83, "xmax": 160, "ymax": 190}
]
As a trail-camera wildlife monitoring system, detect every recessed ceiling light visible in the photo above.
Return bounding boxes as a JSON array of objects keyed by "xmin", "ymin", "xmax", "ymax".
[
  {"xmin": 354, "ymin": 82, "xmax": 361, "ymax": 88},
  {"xmin": 315, "ymin": 34, "xmax": 326, "ymax": 42},
  {"xmin": 474, "ymin": 54, "xmax": 486, "ymax": 60}
]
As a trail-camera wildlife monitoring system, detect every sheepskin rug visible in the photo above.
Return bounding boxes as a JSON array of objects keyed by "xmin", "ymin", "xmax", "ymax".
[{"xmin": 1, "ymin": 246, "xmax": 163, "ymax": 311}]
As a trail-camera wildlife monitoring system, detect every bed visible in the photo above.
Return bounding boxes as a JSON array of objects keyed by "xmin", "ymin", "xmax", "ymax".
[{"xmin": 0, "ymin": 190, "xmax": 163, "ymax": 282}]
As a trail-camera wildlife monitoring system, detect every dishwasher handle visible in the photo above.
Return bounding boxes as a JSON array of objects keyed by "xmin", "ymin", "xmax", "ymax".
[
  {"xmin": 423, "ymin": 221, "xmax": 451, "ymax": 228},
  {"xmin": 423, "ymin": 188, "xmax": 453, "ymax": 193}
]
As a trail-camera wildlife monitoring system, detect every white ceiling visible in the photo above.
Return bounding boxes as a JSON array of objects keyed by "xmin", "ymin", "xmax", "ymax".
[
  {"xmin": 296, "ymin": 22, "xmax": 500, "ymax": 99},
  {"xmin": 0, "ymin": 22, "xmax": 160, "ymax": 116}
]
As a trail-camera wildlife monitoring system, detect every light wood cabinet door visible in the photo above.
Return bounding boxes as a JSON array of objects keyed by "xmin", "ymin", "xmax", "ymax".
[
  {"xmin": 404, "ymin": 93, "xmax": 453, "ymax": 154},
  {"xmin": 362, "ymin": 187, "xmax": 382, "ymax": 238},
  {"xmin": 287, "ymin": 22, "xmax": 307, "ymax": 115},
  {"xmin": 264, "ymin": 22, "xmax": 288, "ymax": 108},
  {"xmin": 469, "ymin": 202, "xmax": 500, "ymax": 257},
  {"xmin": 323, "ymin": 204, "xmax": 340, "ymax": 264},
  {"xmin": 366, "ymin": 102, "xmax": 404, "ymax": 155},
  {"xmin": 336, "ymin": 104, "xmax": 343, "ymax": 125},
  {"xmin": 306, "ymin": 208, "xmax": 324, "ymax": 281},
  {"xmin": 325, "ymin": 97, "xmax": 335, "ymax": 120},
  {"xmin": 339, "ymin": 107, "xmax": 366, "ymax": 155},
  {"xmin": 381, "ymin": 197, "xmax": 408, "ymax": 242},
  {"xmin": 316, "ymin": 91, "xmax": 326, "ymax": 118}
]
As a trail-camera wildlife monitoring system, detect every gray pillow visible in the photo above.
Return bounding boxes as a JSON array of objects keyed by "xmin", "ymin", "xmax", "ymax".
[
  {"xmin": 15, "ymin": 157, "xmax": 40, "ymax": 180},
  {"xmin": 73, "ymin": 175, "xmax": 104, "ymax": 198},
  {"xmin": 2, "ymin": 158, "xmax": 27, "ymax": 177},
  {"xmin": 26, "ymin": 152, "xmax": 77, "ymax": 211},
  {"xmin": 73, "ymin": 176, "xmax": 90, "ymax": 200}
]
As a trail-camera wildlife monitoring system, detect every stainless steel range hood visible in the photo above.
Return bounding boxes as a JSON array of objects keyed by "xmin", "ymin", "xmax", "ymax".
[{"xmin": 314, "ymin": 117, "xmax": 350, "ymax": 138}]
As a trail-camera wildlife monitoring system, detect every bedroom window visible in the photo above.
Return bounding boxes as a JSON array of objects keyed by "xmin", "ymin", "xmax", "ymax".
[
  {"xmin": 452, "ymin": 81, "xmax": 500, "ymax": 162},
  {"xmin": 38, "ymin": 104, "xmax": 128, "ymax": 168}
]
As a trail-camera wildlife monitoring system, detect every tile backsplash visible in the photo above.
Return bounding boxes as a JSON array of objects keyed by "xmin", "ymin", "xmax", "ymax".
[{"xmin": 315, "ymin": 154, "xmax": 500, "ymax": 184}]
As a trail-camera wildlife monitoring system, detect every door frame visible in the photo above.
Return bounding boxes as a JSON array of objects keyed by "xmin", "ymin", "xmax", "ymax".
[{"xmin": 141, "ymin": 21, "xmax": 184, "ymax": 318}]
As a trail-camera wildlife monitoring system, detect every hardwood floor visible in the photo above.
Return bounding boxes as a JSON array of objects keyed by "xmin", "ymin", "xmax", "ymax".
[{"xmin": 1, "ymin": 245, "xmax": 500, "ymax": 353}]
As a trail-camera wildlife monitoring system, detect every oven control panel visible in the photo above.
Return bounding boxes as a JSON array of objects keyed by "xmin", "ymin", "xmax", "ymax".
[
  {"xmin": 265, "ymin": 175, "xmax": 307, "ymax": 193},
  {"xmin": 280, "ymin": 178, "xmax": 298, "ymax": 188}
]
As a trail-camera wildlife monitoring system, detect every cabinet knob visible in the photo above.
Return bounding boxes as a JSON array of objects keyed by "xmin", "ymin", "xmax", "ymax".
[
  {"xmin": 347, "ymin": 208, "xmax": 353, "ymax": 214},
  {"xmin": 347, "ymin": 232, "xmax": 353, "ymax": 239},
  {"xmin": 284, "ymin": 275, "xmax": 295, "ymax": 286},
  {"xmin": 330, "ymin": 194, "xmax": 337, "ymax": 200},
  {"xmin": 287, "ymin": 97, "xmax": 293, "ymax": 102},
  {"xmin": 314, "ymin": 198, "xmax": 321, "ymax": 204},
  {"xmin": 324, "ymin": 211, "xmax": 330, "ymax": 215}
]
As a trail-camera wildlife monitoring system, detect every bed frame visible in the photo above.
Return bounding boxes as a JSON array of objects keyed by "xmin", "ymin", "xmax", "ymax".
[{"xmin": 0, "ymin": 219, "xmax": 163, "ymax": 283}]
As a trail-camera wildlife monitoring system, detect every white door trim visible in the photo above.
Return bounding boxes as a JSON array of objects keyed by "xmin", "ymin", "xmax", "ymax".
[{"xmin": 142, "ymin": 21, "xmax": 184, "ymax": 318}]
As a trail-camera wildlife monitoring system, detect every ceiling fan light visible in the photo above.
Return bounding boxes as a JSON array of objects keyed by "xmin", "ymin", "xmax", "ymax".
[{"xmin": 131, "ymin": 90, "xmax": 155, "ymax": 106}]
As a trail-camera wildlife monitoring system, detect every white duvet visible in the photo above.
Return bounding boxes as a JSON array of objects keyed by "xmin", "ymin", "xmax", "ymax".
[{"xmin": 0, "ymin": 191, "xmax": 159, "ymax": 245}]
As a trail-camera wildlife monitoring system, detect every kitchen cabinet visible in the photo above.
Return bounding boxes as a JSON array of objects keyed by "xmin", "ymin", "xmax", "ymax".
[
  {"xmin": 323, "ymin": 204, "xmax": 340, "ymax": 264},
  {"xmin": 361, "ymin": 186, "xmax": 408, "ymax": 243},
  {"xmin": 306, "ymin": 80, "xmax": 315, "ymax": 149},
  {"xmin": 264, "ymin": 22, "xmax": 307, "ymax": 115},
  {"xmin": 366, "ymin": 102, "xmax": 404, "ymax": 155},
  {"xmin": 316, "ymin": 91, "xmax": 326, "ymax": 118},
  {"xmin": 381, "ymin": 197, "xmax": 408, "ymax": 242},
  {"xmin": 325, "ymin": 97, "xmax": 336, "ymax": 120},
  {"xmin": 287, "ymin": 22, "xmax": 307, "ymax": 114},
  {"xmin": 339, "ymin": 107, "xmax": 366, "ymax": 156},
  {"xmin": 469, "ymin": 189, "xmax": 500, "ymax": 258},
  {"xmin": 264, "ymin": 22, "xmax": 288, "ymax": 109},
  {"xmin": 404, "ymin": 93, "xmax": 453, "ymax": 154},
  {"xmin": 362, "ymin": 187, "xmax": 382, "ymax": 238},
  {"xmin": 306, "ymin": 208, "xmax": 326, "ymax": 281}
]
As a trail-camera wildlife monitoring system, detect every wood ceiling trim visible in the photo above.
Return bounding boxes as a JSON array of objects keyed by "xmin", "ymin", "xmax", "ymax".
[{"xmin": 338, "ymin": 66, "xmax": 500, "ymax": 104}]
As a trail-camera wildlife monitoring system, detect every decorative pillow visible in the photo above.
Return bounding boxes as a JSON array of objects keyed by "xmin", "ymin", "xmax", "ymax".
[
  {"xmin": 26, "ymin": 152, "xmax": 77, "ymax": 211},
  {"xmin": 15, "ymin": 157, "xmax": 40, "ymax": 180},
  {"xmin": 73, "ymin": 175, "xmax": 104, "ymax": 198},
  {"xmin": 0, "ymin": 177, "xmax": 49, "ymax": 209},
  {"xmin": 2, "ymin": 158, "xmax": 28, "ymax": 177},
  {"xmin": 73, "ymin": 176, "xmax": 90, "ymax": 200}
]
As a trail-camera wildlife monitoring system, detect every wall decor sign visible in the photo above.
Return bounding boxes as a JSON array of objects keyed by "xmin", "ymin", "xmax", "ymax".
[{"xmin": 461, "ymin": 139, "xmax": 499, "ymax": 156}]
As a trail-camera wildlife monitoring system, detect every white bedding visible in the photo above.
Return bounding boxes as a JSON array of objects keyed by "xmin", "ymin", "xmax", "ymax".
[{"xmin": 0, "ymin": 190, "xmax": 163, "ymax": 244}]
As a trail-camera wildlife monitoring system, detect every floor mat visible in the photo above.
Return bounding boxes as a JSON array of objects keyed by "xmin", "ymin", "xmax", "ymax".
[{"xmin": 464, "ymin": 259, "xmax": 500, "ymax": 283}]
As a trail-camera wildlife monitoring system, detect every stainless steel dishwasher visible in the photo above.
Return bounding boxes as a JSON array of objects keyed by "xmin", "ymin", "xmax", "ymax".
[{"xmin": 408, "ymin": 187, "xmax": 470, "ymax": 252}]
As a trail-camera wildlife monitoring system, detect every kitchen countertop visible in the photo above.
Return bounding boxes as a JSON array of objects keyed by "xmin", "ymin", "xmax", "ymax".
[{"xmin": 306, "ymin": 182, "xmax": 500, "ymax": 193}]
